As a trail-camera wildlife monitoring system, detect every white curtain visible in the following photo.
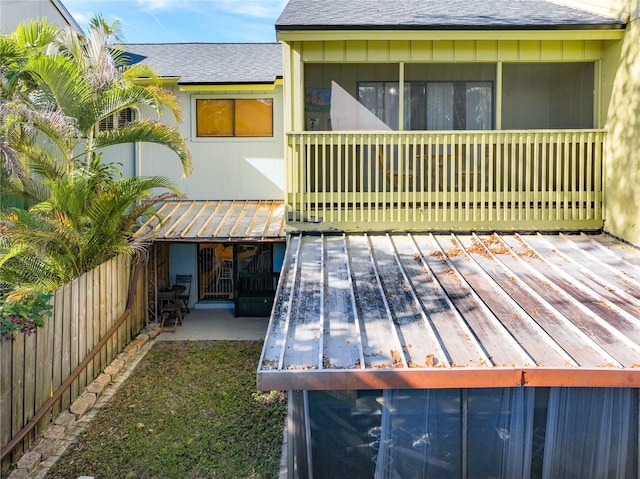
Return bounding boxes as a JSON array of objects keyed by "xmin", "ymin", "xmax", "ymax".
[
  {"xmin": 495, "ymin": 388, "xmax": 535, "ymax": 478},
  {"xmin": 542, "ymin": 388, "xmax": 637, "ymax": 479},
  {"xmin": 374, "ymin": 389, "xmax": 461, "ymax": 479},
  {"xmin": 465, "ymin": 82, "xmax": 492, "ymax": 130},
  {"xmin": 426, "ymin": 83, "xmax": 454, "ymax": 130},
  {"xmin": 374, "ymin": 388, "xmax": 534, "ymax": 479}
]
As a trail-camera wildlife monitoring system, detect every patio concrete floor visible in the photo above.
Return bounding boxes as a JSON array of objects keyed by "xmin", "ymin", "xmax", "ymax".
[{"xmin": 154, "ymin": 307, "xmax": 270, "ymax": 341}]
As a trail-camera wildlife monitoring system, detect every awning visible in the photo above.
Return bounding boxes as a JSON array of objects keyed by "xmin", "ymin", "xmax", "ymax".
[
  {"xmin": 135, "ymin": 200, "xmax": 286, "ymax": 242},
  {"xmin": 258, "ymin": 232, "xmax": 640, "ymax": 391}
]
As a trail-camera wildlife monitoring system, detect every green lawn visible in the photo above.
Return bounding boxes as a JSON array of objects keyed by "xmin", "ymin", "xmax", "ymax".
[{"xmin": 46, "ymin": 341, "xmax": 287, "ymax": 479}]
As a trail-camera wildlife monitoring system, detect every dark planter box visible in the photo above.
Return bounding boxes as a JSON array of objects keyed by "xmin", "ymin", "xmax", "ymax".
[{"xmin": 235, "ymin": 292, "xmax": 274, "ymax": 317}]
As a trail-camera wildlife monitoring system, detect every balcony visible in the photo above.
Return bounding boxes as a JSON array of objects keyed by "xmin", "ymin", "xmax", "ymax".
[{"xmin": 285, "ymin": 130, "xmax": 605, "ymax": 232}]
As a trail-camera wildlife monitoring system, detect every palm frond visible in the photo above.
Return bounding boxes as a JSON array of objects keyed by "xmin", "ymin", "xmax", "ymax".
[
  {"xmin": 121, "ymin": 63, "xmax": 158, "ymax": 83},
  {"xmin": 145, "ymin": 85, "xmax": 183, "ymax": 123},
  {"xmin": 12, "ymin": 20, "xmax": 59, "ymax": 51},
  {"xmin": 89, "ymin": 84, "xmax": 165, "ymax": 129},
  {"xmin": 93, "ymin": 119, "xmax": 192, "ymax": 176},
  {"xmin": 22, "ymin": 53, "xmax": 94, "ymax": 123}
]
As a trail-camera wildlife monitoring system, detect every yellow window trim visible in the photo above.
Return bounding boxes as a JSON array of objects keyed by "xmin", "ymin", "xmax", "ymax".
[
  {"xmin": 181, "ymin": 80, "xmax": 282, "ymax": 92},
  {"xmin": 133, "ymin": 77, "xmax": 179, "ymax": 86}
]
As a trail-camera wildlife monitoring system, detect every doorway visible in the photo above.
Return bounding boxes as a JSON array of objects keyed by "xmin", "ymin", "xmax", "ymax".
[{"xmin": 197, "ymin": 242, "xmax": 273, "ymax": 301}]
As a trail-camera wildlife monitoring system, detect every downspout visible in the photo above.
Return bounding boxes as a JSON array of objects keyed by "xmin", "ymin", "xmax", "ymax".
[
  {"xmin": 496, "ymin": 62, "xmax": 503, "ymax": 130},
  {"xmin": 398, "ymin": 62, "xmax": 405, "ymax": 131}
]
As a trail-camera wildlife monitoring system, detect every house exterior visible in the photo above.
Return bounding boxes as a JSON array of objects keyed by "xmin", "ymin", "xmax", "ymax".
[
  {"xmin": 109, "ymin": 43, "xmax": 288, "ymax": 314},
  {"xmin": 3, "ymin": 0, "xmax": 640, "ymax": 477},
  {"xmin": 257, "ymin": 1, "xmax": 640, "ymax": 478},
  {"xmin": 0, "ymin": 0, "xmax": 82, "ymax": 34}
]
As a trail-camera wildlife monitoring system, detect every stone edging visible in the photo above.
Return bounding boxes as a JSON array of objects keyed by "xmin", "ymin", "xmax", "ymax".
[{"xmin": 7, "ymin": 324, "xmax": 162, "ymax": 479}]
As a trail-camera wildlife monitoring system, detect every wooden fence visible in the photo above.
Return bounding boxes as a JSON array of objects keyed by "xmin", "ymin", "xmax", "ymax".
[{"xmin": 0, "ymin": 254, "xmax": 147, "ymax": 468}]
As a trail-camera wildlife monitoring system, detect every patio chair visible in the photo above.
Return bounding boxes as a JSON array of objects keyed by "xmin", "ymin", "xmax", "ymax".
[
  {"xmin": 157, "ymin": 290, "xmax": 183, "ymax": 333},
  {"xmin": 175, "ymin": 274, "xmax": 192, "ymax": 313}
]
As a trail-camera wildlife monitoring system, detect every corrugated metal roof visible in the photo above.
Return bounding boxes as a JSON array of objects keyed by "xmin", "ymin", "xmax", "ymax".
[
  {"xmin": 276, "ymin": 0, "xmax": 624, "ymax": 30},
  {"xmin": 135, "ymin": 200, "xmax": 286, "ymax": 242},
  {"xmin": 120, "ymin": 43, "xmax": 282, "ymax": 85},
  {"xmin": 258, "ymin": 232, "xmax": 640, "ymax": 391}
]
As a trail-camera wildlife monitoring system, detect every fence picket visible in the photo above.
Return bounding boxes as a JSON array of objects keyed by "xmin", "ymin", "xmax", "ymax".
[{"xmin": 1, "ymin": 255, "xmax": 146, "ymax": 468}]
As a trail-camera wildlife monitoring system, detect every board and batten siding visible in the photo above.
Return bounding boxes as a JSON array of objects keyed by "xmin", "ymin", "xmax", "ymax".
[
  {"xmin": 599, "ymin": 0, "xmax": 640, "ymax": 246},
  {"xmin": 296, "ymin": 39, "xmax": 611, "ymax": 63},
  {"xmin": 137, "ymin": 86, "xmax": 284, "ymax": 200},
  {"xmin": 100, "ymin": 85, "xmax": 286, "ymax": 201}
]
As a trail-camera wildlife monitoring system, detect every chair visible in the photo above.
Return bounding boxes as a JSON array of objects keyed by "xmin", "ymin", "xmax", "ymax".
[
  {"xmin": 215, "ymin": 259, "xmax": 234, "ymax": 296},
  {"xmin": 174, "ymin": 274, "xmax": 192, "ymax": 313},
  {"xmin": 157, "ymin": 290, "xmax": 183, "ymax": 333}
]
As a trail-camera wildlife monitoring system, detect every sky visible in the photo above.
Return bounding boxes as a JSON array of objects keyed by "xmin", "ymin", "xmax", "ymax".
[{"xmin": 63, "ymin": 0, "xmax": 289, "ymax": 44}]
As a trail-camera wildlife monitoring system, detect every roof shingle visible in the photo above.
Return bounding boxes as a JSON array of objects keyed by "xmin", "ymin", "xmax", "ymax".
[
  {"xmin": 276, "ymin": 0, "xmax": 624, "ymax": 31},
  {"xmin": 121, "ymin": 43, "xmax": 282, "ymax": 85}
]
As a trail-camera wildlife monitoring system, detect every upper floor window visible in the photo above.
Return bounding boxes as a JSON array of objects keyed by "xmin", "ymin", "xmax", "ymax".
[
  {"xmin": 358, "ymin": 81, "xmax": 493, "ymax": 131},
  {"xmin": 196, "ymin": 99, "xmax": 273, "ymax": 137},
  {"xmin": 98, "ymin": 108, "xmax": 135, "ymax": 132}
]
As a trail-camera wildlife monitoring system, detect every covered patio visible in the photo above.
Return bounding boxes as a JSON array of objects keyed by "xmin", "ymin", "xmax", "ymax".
[{"xmin": 135, "ymin": 199, "xmax": 287, "ymax": 318}]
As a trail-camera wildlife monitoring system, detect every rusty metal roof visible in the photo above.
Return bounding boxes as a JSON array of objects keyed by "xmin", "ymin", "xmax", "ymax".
[
  {"xmin": 258, "ymin": 232, "xmax": 640, "ymax": 391},
  {"xmin": 135, "ymin": 200, "xmax": 286, "ymax": 242}
]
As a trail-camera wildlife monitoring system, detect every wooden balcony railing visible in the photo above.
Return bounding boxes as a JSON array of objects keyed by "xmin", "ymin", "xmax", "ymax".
[{"xmin": 286, "ymin": 130, "xmax": 605, "ymax": 232}]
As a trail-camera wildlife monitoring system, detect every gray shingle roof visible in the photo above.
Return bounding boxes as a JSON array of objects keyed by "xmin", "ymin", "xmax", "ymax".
[
  {"xmin": 276, "ymin": 0, "xmax": 624, "ymax": 31},
  {"xmin": 120, "ymin": 43, "xmax": 282, "ymax": 85}
]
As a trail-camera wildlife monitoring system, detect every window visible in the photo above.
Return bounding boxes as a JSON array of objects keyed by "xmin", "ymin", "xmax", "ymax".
[
  {"xmin": 196, "ymin": 99, "xmax": 273, "ymax": 137},
  {"xmin": 305, "ymin": 387, "xmax": 639, "ymax": 479},
  {"xmin": 357, "ymin": 81, "xmax": 493, "ymax": 130},
  {"xmin": 97, "ymin": 108, "xmax": 135, "ymax": 132},
  {"xmin": 357, "ymin": 82, "xmax": 401, "ymax": 130}
]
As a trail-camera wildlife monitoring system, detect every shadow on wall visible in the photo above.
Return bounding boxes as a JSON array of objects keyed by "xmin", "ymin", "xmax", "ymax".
[
  {"xmin": 243, "ymin": 157, "xmax": 285, "ymax": 196},
  {"xmin": 605, "ymin": 18, "xmax": 640, "ymax": 246}
]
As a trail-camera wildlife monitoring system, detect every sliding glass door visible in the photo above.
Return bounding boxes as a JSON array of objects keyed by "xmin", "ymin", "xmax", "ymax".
[{"xmin": 357, "ymin": 81, "xmax": 493, "ymax": 131}]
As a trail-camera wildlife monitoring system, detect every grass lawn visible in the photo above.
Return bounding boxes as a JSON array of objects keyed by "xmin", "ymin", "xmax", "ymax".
[{"xmin": 46, "ymin": 341, "xmax": 287, "ymax": 479}]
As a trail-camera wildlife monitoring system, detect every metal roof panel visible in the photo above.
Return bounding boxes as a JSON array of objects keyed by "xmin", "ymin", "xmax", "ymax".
[
  {"xmin": 135, "ymin": 200, "xmax": 286, "ymax": 242},
  {"xmin": 258, "ymin": 232, "xmax": 640, "ymax": 390}
]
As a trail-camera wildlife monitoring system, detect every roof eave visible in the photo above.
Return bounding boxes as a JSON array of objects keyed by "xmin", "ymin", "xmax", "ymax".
[
  {"xmin": 276, "ymin": 27, "xmax": 625, "ymax": 42},
  {"xmin": 257, "ymin": 367, "xmax": 640, "ymax": 392},
  {"xmin": 179, "ymin": 78, "xmax": 283, "ymax": 91},
  {"xmin": 275, "ymin": 23, "xmax": 625, "ymax": 31},
  {"xmin": 133, "ymin": 77, "xmax": 180, "ymax": 86},
  {"xmin": 51, "ymin": 0, "xmax": 84, "ymax": 34}
]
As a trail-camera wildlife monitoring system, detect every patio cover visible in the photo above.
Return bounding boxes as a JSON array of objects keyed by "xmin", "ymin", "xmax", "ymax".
[
  {"xmin": 258, "ymin": 232, "xmax": 640, "ymax": 391},
  {"xmin": 135, "ymin": 200, "xmax": 286, "ymax": 242}
]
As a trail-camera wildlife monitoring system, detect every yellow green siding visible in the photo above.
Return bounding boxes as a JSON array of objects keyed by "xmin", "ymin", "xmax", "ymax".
[
  {"xmin": 298, "ymin": 39, "xmax": 610, "ymax": 63},
  {"xmin": 601, "ymin": 4, "xmax": 640, "ymax": 245},
  {"xmin": 279, "ymin": 25, "xmax": 633, "ymax": 236}
]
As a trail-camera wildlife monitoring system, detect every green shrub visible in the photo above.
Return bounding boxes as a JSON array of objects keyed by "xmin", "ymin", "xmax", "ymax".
[{"xmin": 0, "ymin": 291, "xmax": 52, "ymax": 341}]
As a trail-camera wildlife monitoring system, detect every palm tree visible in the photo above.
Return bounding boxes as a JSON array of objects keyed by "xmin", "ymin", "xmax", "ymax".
[
  {"xmin": 0, "ymin": 17, "xmax": 192, "ymax": 296},
  {"xmin": 3, "ymin": 16, "xmax": 192, "ymax": 174},
  {"xmin": 1, "ymin": 160, "xmax": 181, "ymax": 297}
]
